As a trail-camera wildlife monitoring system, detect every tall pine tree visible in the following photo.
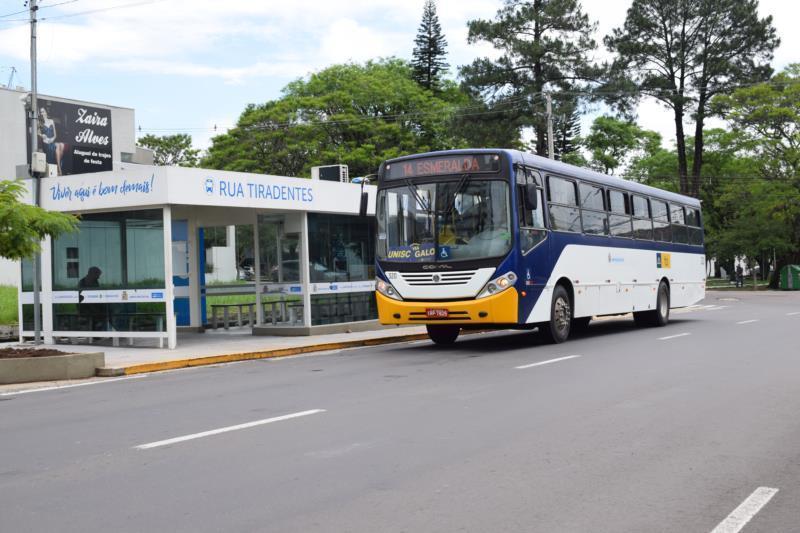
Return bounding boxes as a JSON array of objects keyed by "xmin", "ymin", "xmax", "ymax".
[
  {"xmin": 605, "ymin": 0, "xmax": 778, "ymax": 196},
  {"xmin": 412, "ymin": 0, "xmax": 449, "ymax": 91},
  {"xmin": 553, "ymin": 103, "xmax": 582, "ymax": 161},
  {"xmin": 462, "ymin": 0, "xmax": 601, "ymax": 157}
]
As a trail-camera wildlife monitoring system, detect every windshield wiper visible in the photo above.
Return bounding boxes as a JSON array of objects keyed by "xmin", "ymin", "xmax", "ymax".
[
  {"xmin": 404, "ymin": 178, "xmax": 431, "ymax": 213},
  {"xmin": 440, "ymin": 173, "xmax": 471, "ymax": 218}
]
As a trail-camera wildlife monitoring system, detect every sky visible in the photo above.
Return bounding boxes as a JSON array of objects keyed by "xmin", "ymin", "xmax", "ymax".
[{"xmin": 1, "ymin": 0, "xmax": 797, "ymax": 154}]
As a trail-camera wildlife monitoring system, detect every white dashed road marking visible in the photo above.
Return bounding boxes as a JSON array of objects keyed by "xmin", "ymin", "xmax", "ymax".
[
  {"xmin": 0, "ymin": 375, "xmax": 148, "ymax": 396},
  {"xmin": 710, "ymin": 486, "xmax": 778, "ymax": 533},
  {"xmin": 787, "ymin": 312, "xmax": 800, "ymax": 316},
  {"xmin": 736, "ymin": 319, "xmax": 759, "ymax": 325},
  {"xmin": 515, "ymin": 355, "xmax": 581, "ymax": 370},
  {"xmin": 658, "ymin": 333, "xmax": 691, "ymax": 341},
  {"xmin": 135, "ymin": 409, "xmax": 326, "ymax": 450}
]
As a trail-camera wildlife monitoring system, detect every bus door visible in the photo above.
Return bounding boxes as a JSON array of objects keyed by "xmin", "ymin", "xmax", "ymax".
[{"xmin": 516, "ymin": 168, "xmax": 547, "ymax": 321}]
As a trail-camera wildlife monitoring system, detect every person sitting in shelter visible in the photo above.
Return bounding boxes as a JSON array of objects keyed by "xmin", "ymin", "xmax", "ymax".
[{"xmin": 78, "ymin": 267, "xmax": 107, "ymax": 330}]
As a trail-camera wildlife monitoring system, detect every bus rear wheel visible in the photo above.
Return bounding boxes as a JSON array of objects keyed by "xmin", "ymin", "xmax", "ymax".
[
  {"xmin": 427, "ymin": 324, "xmax": 460, "ymax": 345},
  {"xmin": 540, "ymin": 285, "xmax": 572, "ymax": 344},
  {"xmin": 633, "ymin": 281, "xmax": 670, "ymax": 327}
]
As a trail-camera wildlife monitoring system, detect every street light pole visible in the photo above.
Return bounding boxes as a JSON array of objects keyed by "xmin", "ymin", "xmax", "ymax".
[
  {"xmin": 544, "ymin": 91, "xmax": 554, "ymax": 160},
  {"xmin": 29, "ymin": 0, "xmax": 42, "ymax": 345}
]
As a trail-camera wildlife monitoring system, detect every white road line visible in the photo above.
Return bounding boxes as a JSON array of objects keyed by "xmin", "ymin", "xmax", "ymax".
[
  {"xmin": 515, "ymin": 355, "xmax": 581, "ymax": 370},
  {"xmin": 787, "ymin": 312, "xmax": 800, "ymax": 316},
  {"xmin": 0, "ymin": 375, "xmax": 147, "ymax": 396},
  {"xmin": 134, "ymin": 409, "xmax": 326, "ymax": 450},
  {"xmin": 710, "ymin": 486, "xmax": 779, "ymax": 533},
  {"xmin": 658, "ymin": 332, "xmax": 691, "ymax": 341},
  {"xmin": 736, "ymin": 319, "xmax": 760, "ymax": 325}
]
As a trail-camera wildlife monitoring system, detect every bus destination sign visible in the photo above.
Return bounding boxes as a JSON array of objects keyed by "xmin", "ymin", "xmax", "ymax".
[{"xmin": 385, "ymin": 154, "xmax": 501, "ymax": 179}]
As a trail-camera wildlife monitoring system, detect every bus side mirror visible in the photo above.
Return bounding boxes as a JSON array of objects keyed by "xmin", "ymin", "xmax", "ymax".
[
  {"xmin": 359, "ymin": 191, "xmax": 369, "ymax": 217},
  {"xmin": 524, "ymin": 184, "xmax": 538, "ymax": 210}
]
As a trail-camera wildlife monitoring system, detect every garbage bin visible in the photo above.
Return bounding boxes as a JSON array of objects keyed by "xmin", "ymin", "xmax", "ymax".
[{"xmin": 779, "ymin": 264, "xmax": 800, "ymax": 290}]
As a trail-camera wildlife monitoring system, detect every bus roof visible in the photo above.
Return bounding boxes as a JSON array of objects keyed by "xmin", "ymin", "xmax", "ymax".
[{"xmin": 383, "ymin": 148, "xmax": 701, "ymax": 208}]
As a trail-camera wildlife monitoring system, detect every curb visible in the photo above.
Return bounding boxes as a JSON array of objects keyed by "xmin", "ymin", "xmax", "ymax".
[{"xmin": 97, "ymin": 332, "xmax": 432, "ymax": 377}]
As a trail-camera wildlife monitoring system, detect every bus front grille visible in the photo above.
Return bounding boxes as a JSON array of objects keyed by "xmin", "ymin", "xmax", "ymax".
[{"xmin": 399, "ymin": 270, "xmax": 477, "ymax": 286}]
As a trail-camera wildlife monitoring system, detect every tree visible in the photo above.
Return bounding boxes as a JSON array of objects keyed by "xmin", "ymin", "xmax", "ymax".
[
  {"xmin": 203, "ymin": 59, "xmax": 467, "ymax": 178},
  {"xmin": 137, "ymin": 133, "xmax": 200, "ymax": 167},
  {"xmin": 461, "ymin": 0, "xmax": 600, "ymax": 157},
  {"xmin": 583, "ymin": 116, "xmax": 661, "ymax": 175},
  {"xmin": 412, "ymin": 0, "xmax": 449, "ymax": 91},
  {"xmin": 0, "ymin": 180, "xmax": 77, "ymax": 260},
  {"xmin": 605, "ymin": 0, "xmax": 778, "ymax": 197},
  {"xmin": 553, "ymin": 103, "xmax": 582, "ymax": 162},
  {"xmin": 712, "ymin": 65, "xmax": 800, "ymax": 286}
]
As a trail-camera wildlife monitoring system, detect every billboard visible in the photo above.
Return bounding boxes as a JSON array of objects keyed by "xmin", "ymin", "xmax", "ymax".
[{"xmin": 27, "ymin": 98, "xmax": 113, "ymax": 176}]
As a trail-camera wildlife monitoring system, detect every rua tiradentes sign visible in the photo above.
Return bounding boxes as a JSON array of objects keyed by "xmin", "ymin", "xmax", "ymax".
[{"xmin": 27, "ymin": 98, "xmax": 113, "ymax": 176}]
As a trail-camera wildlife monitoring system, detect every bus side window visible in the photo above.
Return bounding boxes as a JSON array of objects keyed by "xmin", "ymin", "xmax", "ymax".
[
  {"xmin": 518, "ymin": 177, "xmax": 546, "ymax": 253},
  {"xmin": 547, "ymin": 176, "xmax": 581, "ymax": 232},
  {"xmin": 685, "ymin": 207, "xmax": 704, "ymax": 245},
  {"xmin": 670, "ymin": 203, "xmax": 689, "ymax": 244},
  {"xmin": 651, "ymin": 199, "xmax": 671, "ymax": 242},
  {"xmin": 632, "ymin": 195, "xmax": 653, "ymax": 240},
  {"xmin": 607, "ymin": 189, "xmax": 633, "ymax": 238}
]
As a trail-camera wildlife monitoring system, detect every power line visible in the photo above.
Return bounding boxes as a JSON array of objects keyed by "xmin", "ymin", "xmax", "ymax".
[
  {"xmin": 38, "ymin": 0, "xmax": 166, "ymax": 21},
  {"xmin": 1, "ymin": 0, "xmax": 165, "ymax": 23}
]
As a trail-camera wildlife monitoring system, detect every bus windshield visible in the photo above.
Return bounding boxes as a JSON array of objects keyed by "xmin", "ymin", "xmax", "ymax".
[{"xmin": 376, "ymin": 179, "xmax": 511, "ymax": 263}]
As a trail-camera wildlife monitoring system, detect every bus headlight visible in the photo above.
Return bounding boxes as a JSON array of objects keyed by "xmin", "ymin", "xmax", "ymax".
[
  {"xmin": 376, "ymin": 278, "xmax": 403, "ymax": 301},
  {"xmin": 477, "ymin": 272, "xmax": 517, "ymax": 299}
]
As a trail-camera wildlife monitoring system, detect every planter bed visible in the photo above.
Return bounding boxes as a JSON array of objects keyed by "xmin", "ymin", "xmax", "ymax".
[{"xmin": 0, "ymin": 348, "xmax": 105, "ymax": 385}]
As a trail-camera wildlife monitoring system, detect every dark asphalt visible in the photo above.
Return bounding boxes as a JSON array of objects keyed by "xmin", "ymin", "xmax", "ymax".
[{"xmin": 1, "ymin": 291, "xmax": 798, "ymax": 533}]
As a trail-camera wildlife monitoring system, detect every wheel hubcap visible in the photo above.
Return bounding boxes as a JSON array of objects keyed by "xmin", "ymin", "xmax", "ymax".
[
  {"xmin": 554, "ymin": 297, "xmax": 570, "ymax": 332},
  {"xmin": 659, "ymin": 289, "xmax": 667, "ymax": 316}
]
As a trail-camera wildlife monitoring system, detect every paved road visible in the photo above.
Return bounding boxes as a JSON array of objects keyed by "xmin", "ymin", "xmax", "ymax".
[{"xmin": 1, "ymin": 291, "xmax": 798, "ymax": 532}]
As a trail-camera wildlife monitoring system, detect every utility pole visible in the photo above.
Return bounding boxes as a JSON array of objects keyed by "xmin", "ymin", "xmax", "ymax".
[
  {"xmin": 544, "ymin": 91, "xmax": 554, "ymax": 160},
  {"xmin": 29, "ymin": 0, "xmax": 42, "ymax": 345}
]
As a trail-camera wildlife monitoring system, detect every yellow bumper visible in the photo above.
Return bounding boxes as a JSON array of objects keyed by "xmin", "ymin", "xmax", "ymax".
[{"xmin": 376, "ymin": 287, "xmax": 519, "ymax": 325}]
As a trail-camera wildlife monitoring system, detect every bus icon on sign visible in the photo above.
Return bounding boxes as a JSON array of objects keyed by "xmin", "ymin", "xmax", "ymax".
[{"xmin": 205, "ymin": 178, "xmax": 214, "ymax": 195}]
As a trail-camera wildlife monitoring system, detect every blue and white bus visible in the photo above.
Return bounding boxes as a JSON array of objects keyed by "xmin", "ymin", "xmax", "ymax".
[{"xmin": 374, "ymin": 149, "xmax": 705, "ymax": 344}]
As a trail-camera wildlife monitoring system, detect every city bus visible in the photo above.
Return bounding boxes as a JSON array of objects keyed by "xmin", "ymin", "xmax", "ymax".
[{"xmin": 373, "ymin": 149, "xmax": 705, "ymax": 344}]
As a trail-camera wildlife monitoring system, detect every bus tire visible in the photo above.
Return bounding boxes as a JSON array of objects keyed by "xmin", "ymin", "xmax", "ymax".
[
  {"xmin": 633, "ymin": 281, "xmax": 670, "ymax": 327},
  {"xmin": 427, "ymin": 324, "xmax": 460, "ymax": 345},
  {"xmin": 540, "ymin": 285, "xmax": 572, "ymax": 344}
]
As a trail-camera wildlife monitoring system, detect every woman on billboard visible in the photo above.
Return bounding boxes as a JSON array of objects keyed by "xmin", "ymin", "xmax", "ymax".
[{"xmin": 39, "ymin": 107, "xmax": 65, "ymax": 176}]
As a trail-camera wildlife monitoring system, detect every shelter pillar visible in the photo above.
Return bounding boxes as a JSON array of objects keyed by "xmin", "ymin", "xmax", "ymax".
[
  {"xmin": 300, "ymin": 213, "xmax": 312, "ymax": 328},
  {"xmin": 254, "ymin": 212, "xmax": 264, "ymax": 325},
  {"xmin": 187, "ymin": 216, "xmax": 202, "ymax": 328},
  {"xmin": 163, "ymin": 206, "xmax": 177, "ymax": 349},
  {"xmin": 40, "ymin": 236, "xmax": 54, "ymax": 344}
]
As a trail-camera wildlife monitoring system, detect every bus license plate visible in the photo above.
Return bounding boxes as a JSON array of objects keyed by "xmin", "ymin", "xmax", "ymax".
[{"xmin": 426, "ymin": 308, "xmax": 449, "ymax": 318}]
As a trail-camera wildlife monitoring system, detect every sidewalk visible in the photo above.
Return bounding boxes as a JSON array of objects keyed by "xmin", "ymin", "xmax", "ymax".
[{"xmin": 45, "ymin": 325, "xmax": 431, "ymax": 376}]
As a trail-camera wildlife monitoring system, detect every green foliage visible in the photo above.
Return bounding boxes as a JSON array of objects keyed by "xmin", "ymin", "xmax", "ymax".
[
  {"xmin": 137, "ymin": 133, "xmax": 200, "ymax": 167},
  {"xmin": 712, "ymin": 64, "xmax": 800, "ymax": 178},
  {"xmin": 0, "ymin": 285, "xmax": 17, "ymax": 325},
  {"xmin": 553, "ymin": 104, "xmax": 582, "ymax": 162},
  {"xmin": 0, "ymin": 180, "xmax": 77, "ymax": 261},
  {"xmin": 412, "ymin": 0, "xmax": 449, "ymax": 91},
  {"xmin": 582, "ymin": 116, "xmax": 661, "ymax": 175},
  {"xmin": 203, "ymin": 59, "xmax": 467, "ymax": 178},
  {"xmin": 605, "ymin": 0, "xmax": 779, "ymax": 196},
  {"xmin": 461, "ymin": 0, "xmax": 600, "ymax": 156},
  {"xmin": 711, "ymin": 65, "xmax": 800, "ymax": 284}
]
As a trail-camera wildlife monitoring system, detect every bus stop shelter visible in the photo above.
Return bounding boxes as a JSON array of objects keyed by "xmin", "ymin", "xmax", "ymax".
[{"xmin": 18, "ymin": 165, "xmax": 377, "ymax": 349}]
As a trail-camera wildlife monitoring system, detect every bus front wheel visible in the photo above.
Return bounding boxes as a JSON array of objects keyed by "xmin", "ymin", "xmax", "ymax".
[
  {"xmin": 427, "ymin": 324, "xmax": 460, "ymax": 345},
  {"xmin": 633, "ymin": 281, "xmax": 670, "ymax": 327},
  {"xmin": 540, "ymin": 285, "xmax": 572, "ymax": 344}
]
